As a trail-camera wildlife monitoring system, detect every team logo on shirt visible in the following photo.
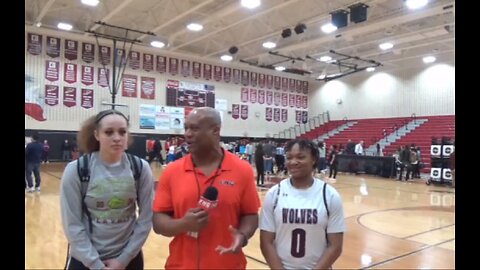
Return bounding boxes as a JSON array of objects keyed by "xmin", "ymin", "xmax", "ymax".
[{"xmin": 220, "ymin": 179, "xmax": 235, "ymax": 186}]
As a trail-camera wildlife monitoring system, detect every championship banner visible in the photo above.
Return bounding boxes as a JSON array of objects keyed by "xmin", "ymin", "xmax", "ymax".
[
  {"xmin": 81, "ymin": 88, "xmax": 94, "ymax": 109},
  {"xmin": 192, "ymin": 62, "xmax": 201, "ymax": 78},
  {"xmin": 265, "ymin": 107, "xmax": 273, "ymax": 122},
  {"xmin": 281, "ymin": 108, "xmax": 288, "ymax": 122},
  {"xmin": 214, "ymin": 66, "xmax": 222, "ymax": 81},
  {"xmin": 303, "ymin": 81, "xmax": 309, "ymax": 94},
  {"xmin": 81, "ymin": 65, "xmax": 94, "ymax": 86},
  {"xmin": 169, "ymin": 58, "xmax": 179, "ymax": 75},
  {"xmin": 249, "ymin": 88, "xmax": 257, "ymax": 104},
  {"xmin": 46, "ymin": 36, "xmax": 60, "ymax": 58},
  {"xmin": 181, "ymin": 60, "xmax": 190, "ymax": 77},
  {"xmin": 141, "ymin": 77, "xmax": 155, "ymax": 99},
  {"xmin": 281, "ymin": 93, "xmax": 288, "ymax": 107},
  {"xmin": 302, "ymin": 95, "xmax": 308, "ymax": 109},
  {"xmin": 156, "ymin": 56, "xmax": 166, "ymax": 73},
  {"xmin": 122, "ymin": 74, "xmax": 137, "ymax": 97},
  {"xmin": 64, "ymin": 39, "xmax": 78, "ymax": 60},
  {"xmin": 129, "ymin": 51, "xmax": 140, "ymax": 70},
  {"xmin": 274, "ymin": 76, "xmax": 281, "ymax": 90},
  {"xmin": 232, "ymin": 104, "xmax": 240, "ymax": 119},
  {"xmin": 266, "ymin": 91, "xmax": 273, "ymax": 105},
  {"xmin": 302, "ymin": 111, "xmax": 308, "ymax": 124},
  {"xmin": 27, "ymin": 33, "xmax": 42, "ymax": 55},
  {"xmin": 296, "ymin": 94, "xmax": 302, "ymax": 108},
  {"xmin": 258, "ymin": 73, "xmax": 265, "ymax": 88},
  {"xmin": 63, "ymin": 86, "xmax": 77, "ymax": 107},
  {"xmin": 241, "ymin": 88, "xmax": 249, "ymax": 103},
  {"xmin": 233, "ymin": 69, "xmax": 240, "ymax": 84},
  {"xmin": 281, "ymin": 77, "xmax": 288, "ymax": 91},
  {"xmin": 143, "ymin": 53, "xmax": 154, "ymax": 72},
  {"xmin": 45, "ymin": 85, "xmax": 59, "ymax": 106},
  {"xmin": 99, "ymin": 45, "xmax": 111, "ymax": 65},
  {"xmin": 223, "ymin": 67, "xmax": 231, "ymax": 83},
  {"xmin": 274, "ymin": 92, "xmax": 281, "ymax": 106},
  {"xmin": 273, "ymin": 108, "xmax": 280, "ymax": 122},
  {"xmin": 289, "ymin": 94, "xmax": 295, "ymax": 107},
  {"xmin": 82, "ymin": 42, "xmax": 95, "ymax": 63},
  {"xmin": 258, "ymin": 89, "xmax": 265, "ymax": 104},
  {"xmin": 64, "ymin": 63, "xmax": 77, "ymax": 84},
  {"xmin": 240, "ymin": 105, "xmax": 248, "ymax": 120},
  {"xmin": 266, "ymin": 75, "xmax": 273, "ymax": 89},
  {"xmin": 114, "ymin": 49, "xmax": 127, "ymax": 68},
  {"xmin": 241, "ymin": 70, "xmax": 249, "ymax": 86},
  {"xmin": 289, "ymin": 78, "xmax": 296, "ymax": 92},
  {"xmin": 296, "ymin": 80, "xmax": 302, "ymax": 93},
  {"xmin": 295, "ymin": 110, "xmax": 302, "ymax": 124},
  {"xmin": 45, "ymin": 60, "xmax": 59, "ymax": 82},
  {"xmin": 98, "ymin": 68, "xmax": 110, "ymax": 88},
  {"xmin": 203, "ymin": 64, "xmax": 212, "ymax": 80},
  {"xmin": 250, "ymin": 72, "xmax": 257, "ymax": 87}
]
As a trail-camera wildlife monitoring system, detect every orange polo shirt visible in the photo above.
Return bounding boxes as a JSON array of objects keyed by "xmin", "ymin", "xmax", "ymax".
[{"xmin": 153, "ymin": 150, "xmax": 260, "ymax": 269}]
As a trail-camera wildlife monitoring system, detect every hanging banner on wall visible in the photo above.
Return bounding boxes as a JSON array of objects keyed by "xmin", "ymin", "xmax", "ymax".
[
  {"xmin": 282, "ymin": 77, "xmax": 288, "ymax": 91},
  {"xmin": 274, "ymin": 92, "xmax": 281, "ymax": 106},
  {"xmin": 121, "ymin": 74, "xmax": 137, "ymax": 97},
  {"xmin": 203, "ymin": 64, "xmax": 212, "ymax": 80},
  {"xmin": 241, "ymin": 70, "xmax": 249, "ymax": 86},
  {"xmin": 295, "ymin": 110, "xmax": 302, "ymax": 124},
  {"xmin": 99, "ymin": 45, "xmax": 111, "ymax": 65},
  {"xmin": 274, "ymin": 76, "xmax": 281, "ymax": 90},
  {"xmin": 82, "ymin": 42, "xmax": 95, "ymax": 63},
  {"xmin": 303, "ymin": 81, "xmax": 309, "ymax": 94},
  {"xmin": 296, "ymin": 80, "xmax": 302, "ymax": 93},
  {"xmin": 240, "ymin": 105, "xmax": 248, "ymax": 120},
  {"xmin": 128, "ymin": 51, "xmax": 140, "ymax": 70},
  {"xmin": 156, "ymin": 56, "xmax": 167, "ymax": 73},
  {"xmin": 265, "ymin": 107, "xmax": 273, "ymax": 122},
  {"xmin": 258, "ymin": 89, "xmax": 265, "ymax": 104},
  {"xmin": 296, "ymin": 94, "xmax": 302, "ymax": 108},
  {"xmin": 192, "ymin": 62, "xmax": 201, "ymax": 78},
  {"xmin": 250, "ymin": 72, "xmax": 257, "ymax": 87},
  {"xmin": 81, "ymin": 89, "xmax": 94, "ymax": 109},
  {"xmin": 45, "ymin": 60, "xmax": 59, "ymax": 82},
  {"xmin": 181, "ymin": 60, "xmax": 190, "ymax": 77},
  {"xmin": 214, "ymin": 66, "xmax": 222, "ymax": 81},
  {"xmin": 289, "ymin": 78, "xmax": 296, "ymax": 92},
  {"xmin": 45, "ymin": 85, "xmax": 59, "ymax": 106},
  {"xmin": 241, "ymin": 88, "xmax": 249, "ymax": 103},
  {"xmin": 281, "ymin": 93, "xmax": 288, "ymax": 107},
  {"xmin": 302, "ymin": 95, "xmax": 308, "ymax": 109},
  {"xmin": 302, "ymin": 111, "xmax": 308, "ymax": 124},
  {"xmin": 143, "ymin": 53, "xmax": 154, "ymax": 72},
  {"xmin": 249, "ymin": 88, "xmax": 257, "ymax": 104},
  {"xmin": 27, "ymin": 33, "xmax": 42, "ymax": 55},
  {"xmin": 46, "ymin": 36, "xmax": 60, "ymax": 58},
  {"xmin": 140, "ymin": 77, "xmax": 155, "ymax": 99},
  {"xmin": 289, "ymin": 94, "xmax": 295, "ymax": 107},
  {"xmin": 223, "ymin": 67, "xmax": 231, "ymax": 83},
  {"xmin": 64, "ymin": 63, "xmax": 77, "ymax": 84},
  {"xmin": 64, "ymin": 39, "xmax": 78, "ymax": 60},
  {"xmin": 266, "ymin": 75, "xmax": 273, "ymax": 89},
  {"xmin": 233, "ymin": 69, "xmax": 240, "ymax": 84},
  {"xmin": 63, "ymin": 87, "xmax": 77, "ymax": 107},
  {"xmin": 266, "ymin": 90, "xmax": 273, "ymax": 105},
  {"xmin": 258, "ymin": 73, "xmax": 265, "ymax": 88},
  {"xmin": 169, "ymin": 58, "xmax": 178, "ymax": 75},
  {"xmin": 98, "ymin": 68, "xmax": 110, "ymax": 88},
  {"xmin": 232, "ymin": 104, "xmax": 240, "ymax": 119},
  {"xmin": 81, "ymin": 65, "xmax": 94, "ymax": 86},
  {"xmin": 281, "ymin": 108, "xmax": 288, "ymax": 122},
  {"xmin": 273, "ymin": 108, "xmax": 280, "ymax": 122}
]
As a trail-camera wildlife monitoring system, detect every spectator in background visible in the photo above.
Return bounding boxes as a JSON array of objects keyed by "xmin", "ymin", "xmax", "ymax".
[
  {"xmin": 354, "ymin": 140, "xmax": 364, "ymax": 156},
  {"xmin": 42, "ymin": 139, "xmax": 50, "ymax": 163},
  {"xmin": 25, "ymin": 134, "xmax": 43, "ymax": 192},
  {"xmin": 61, "ymin": 139, "xmax": 72, "ymax": 161},
  {"xmin": 376, "ymin": 143, "xmax": 383, "ymax": 157},
  {"xmin": 255, "ymin": 143, "xmax": 265, "ymax": 187}
]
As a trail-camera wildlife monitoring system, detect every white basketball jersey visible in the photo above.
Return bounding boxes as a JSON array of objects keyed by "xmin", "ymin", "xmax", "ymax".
[{"xmin": 260, "ymin": 178, "xmax": 346, "ymax": 269}]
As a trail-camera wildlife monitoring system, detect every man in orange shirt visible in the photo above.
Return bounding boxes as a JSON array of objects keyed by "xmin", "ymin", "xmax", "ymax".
[{"xmin": 153, "ymin": 107, "xmax": 260, "ymax": 269}]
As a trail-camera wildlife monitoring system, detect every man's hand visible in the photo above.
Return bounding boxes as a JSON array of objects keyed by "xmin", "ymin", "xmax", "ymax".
[
  {"xmin": 215, "ymin": 225, "xmax": 247, "ymax": 255},
  {"xmin": 183, "ymin": 207, "xmax": 209, "ymax": 232}
]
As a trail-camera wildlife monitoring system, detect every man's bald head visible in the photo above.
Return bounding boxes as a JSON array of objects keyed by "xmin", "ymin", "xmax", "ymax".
[{"xmin": 189, "ymin": 107, "xmax": 221, "ymax": 127}]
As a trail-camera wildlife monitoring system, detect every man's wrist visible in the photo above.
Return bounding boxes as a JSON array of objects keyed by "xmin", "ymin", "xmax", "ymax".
[{"xmin": 238, "ymin": 231, "xmax": 248, "ymax": 247}]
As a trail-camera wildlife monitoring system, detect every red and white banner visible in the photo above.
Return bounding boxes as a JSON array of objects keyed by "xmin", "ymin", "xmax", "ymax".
[
  {"xmin": 169, "ymin": 58, "xmax": 179, "ymax": 75},
  {"xmin": 45, "ymin": 60, "xmax": 59, "ymax": 82},
  {"xmin": 296, "ymin": 80, "xmax": 302, "ymax": 93},
  {"xmin": 45, "ymin": 85, "xmax": 59, "ymax": 106},
  {"xmin": 265, "ymin": 107, "xmax": 273, "ymax": 122},
  {"xmin": 233, "ymin": 69, "xmax": 240, "ymax": 84},
  {"xmin": 81, "ymin": 65, "xmax": 94, "ymax": 86},
  {"xmin": 232, "ymin": 104, "xmax": 240, "ymax": 119},
  {"xmin": 289, "ymin": 94, "xmax": 296, "ymax": 107},
  {"xmin": 27, "ymin": 33, "xmax": 42, "ymax": 55},
  {"xmin": 250, "ymin": 72, "xmax": 257, "ymax": 87},
  {"xmin": 98, "ymin": 68, "xmax": 110, "ymax": 88},
  {"xmin": 223, "ymin": 67, "xmax": 231, "ymax": 83},
  {"xmin": 241, "ymin": 70, "xmax": 249, "ymax": 86},
  {"xmin": 214, "ymin": 66, "xmax": 222, "ymax": 81},
  {"xmin": 64, "ymin": 39, "xmax": 78, "ymax": 60},
  {"xmin": 296, "ymin": 94, "xmax": 302, "ymax": 108},
  {"xmin": 266, "ymin": 91, "xmax": 273, "ymax": 105},
  {"xmin": 121, "ymin": 74, "xmax": 137, "ymax": 97},
  {"xmin": 64, "ymin": 63, "xmax": 77, "ymax": 84},
  {"xmin": 281, "ymin": 93, "xmax": 288, "ymax": 107},
  {"xmin": 302, "ymin": 95, "xmax": 308, "ymax": 109},
  {"xmin": 82, "ymin": 42, "xmax": 95, "ymax": 63},
  {"xmin": 302, "ymin": 111, "xmax": 308, "ymax": 123},
  {"xmin": 281, "ymin": 108, "xmax": 288, "ymax": 122},
  {"xmin": 81, "ymin": 88, "xmax": 94, "ymax": 109},
  {"xmin": 303, "ymin": 81, "xmax": 309, "ymax": 94},
  {"xmin": 274, "ymin": 92, "xmax": 281, "ymax": 106},
  {"xmin": 274, "ymin": 76, "xmax": 281, "ymax": 90},
  {"xmin": 63, "ymin": 87, "xmax": 76, "ymax": 107},
  {"xmin": 273, "ymin": 108, "xmax": 280, "ymax": 122},
  {"xmin": 266, "ymin": 75, "xmax": 273, "ymax": 89},
  {"xmin": 249, "ymin": 88, "xmax": 257, "ymax": 103},
  {"xmin": 141, "ymin": 76, "xmax": 155, "ymax": 99},
  {"xmin": 46, "ymin": 36, "xmax": 60, "ymax": 58},
  {"xmin": 295, "ymin": 110, "xmax": 302, "ymax": 124},
  {"xmin": 192, "ymin": 62, "xmax": 201, "ymax": 78},
  {"xmin": 181, "ymin": 60, "xmax": 190, "ymax": 77},
  {"xmin": 241, "ymin": 88, "xmax": 249, "ymax": 103},
  {"xmin": 129, "ymin": 51, "xmax": 140, "ymax": 70},
  {"xmin": 156, "ymin": 56, "xmax": 166, "ymax": 73},
  {"xmin": 258, "ymin": 89, "xmax": 265, "ymax": 104},
  {"xmin": 258, "ymin": 73, "xmax": 265, "ymax": 88},
  {"xmin": 289, "ymin": 78, "xmax": 296, "ymax": 92},
  {"xmin": 203, "ymin": 64, "xmax": 212, "ymax": 80},
  {"xmin": 99, "ymin": 45, "xmax": 111, "ymax": 65},
  {"xmin": 143, "ymin": 53, "xmax": 154, "ymax": 72},
  {"xmin": 282, "ymin": 77, "xmax": 288, "ymax": 91},
  {"xmin": 240, "ymin": 104, "xmax": 248, "ymax": 120}
]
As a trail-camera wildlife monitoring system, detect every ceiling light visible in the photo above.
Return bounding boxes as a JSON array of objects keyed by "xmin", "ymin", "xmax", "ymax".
[
  {"xmin": 275, "ymin": 66, "xmax": 286, "ymax": 71},
  {"xmin": 379, "ymin": 42, "xmax": 393, "ymax": 50},
  {"xmin": 57, "ymin": 22, "xmax": 73, "ymax": 31},
  {"xmin": 150, "ymin": 41, "xmax": 165, "ymax": 48},
  {"xmin": 423, "ymin": 56, "xmax": 436, "ymax": 63},
  {"xmin": 262, "ymin": 41, "xmax": 276, "ymax": 49},
  {"xmin": 241, "ymin": 0, "xmax": 260, "ymax": 9},
  {"xmin": 405, "ymin": 0, "xmax": 428, "ymax": 10},
  {"xmin": 366, "ymin": 67, "xmax": 375, "ymax": 72},
  {"xmin": 321, "ymin": 23, "xmax": 337, "ymax": 34},
  {"xmin": 35, "ymin": 22, "xmax": 42, "ymax": 27},
  {"xmin": 81, "ymin": 0, "xmax": 99, "ymax": 6},
  {"xmin": 319, "ymin": 56, "xmax": 332, "ymax": 62},
  {"xmin": 221, "ymin": 55, "xmax": 233, "ymax": 61},
  {"xmin": 187, "ymin": 23, "xmax": 203, "ymax": 31}
]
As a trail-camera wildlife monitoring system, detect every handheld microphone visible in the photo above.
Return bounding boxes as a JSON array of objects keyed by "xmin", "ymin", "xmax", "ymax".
[{"xmin": 187, "ymin": 186, "xmax": 219, "ymax": 239}]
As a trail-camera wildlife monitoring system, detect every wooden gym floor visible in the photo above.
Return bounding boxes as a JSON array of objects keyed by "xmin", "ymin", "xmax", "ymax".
[{"xmin": 26, "ymin": 162, "xmax": 455, "ymax": 269}]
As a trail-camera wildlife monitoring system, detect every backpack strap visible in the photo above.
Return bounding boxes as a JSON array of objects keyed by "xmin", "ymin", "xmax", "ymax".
[
  {"xmin": 126, "ymin": 153, "xmax": 143, "ymax": 204},
  {"xmin": 323, "ymin": 181, "xmax": 330, "ymax": 245},
  {"xmin": 76, "ymin": 154, "xmax": 93, "ymax": 234},
  {"xmin": 272, "ymin": 182, "xmax": 281, "ymax": 211}
]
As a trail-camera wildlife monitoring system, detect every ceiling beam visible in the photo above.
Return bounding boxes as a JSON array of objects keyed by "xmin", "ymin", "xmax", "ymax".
[
  {"xmin": 87, "ymin": 0, "xmax": 135, "ymax": 33},
  {"xmin": 34, "ymin": 0, "xmax": 56, "ymax": 25}
]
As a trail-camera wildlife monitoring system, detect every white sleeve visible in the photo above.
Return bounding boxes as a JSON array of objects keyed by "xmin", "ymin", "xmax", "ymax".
[
  {"xmin": 326, "ymin": 187, "xmax": 346, "ymax": 233},
  {"xmin": 259, "ymin": 185, "xmax": 278, "ymax": 233}
]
